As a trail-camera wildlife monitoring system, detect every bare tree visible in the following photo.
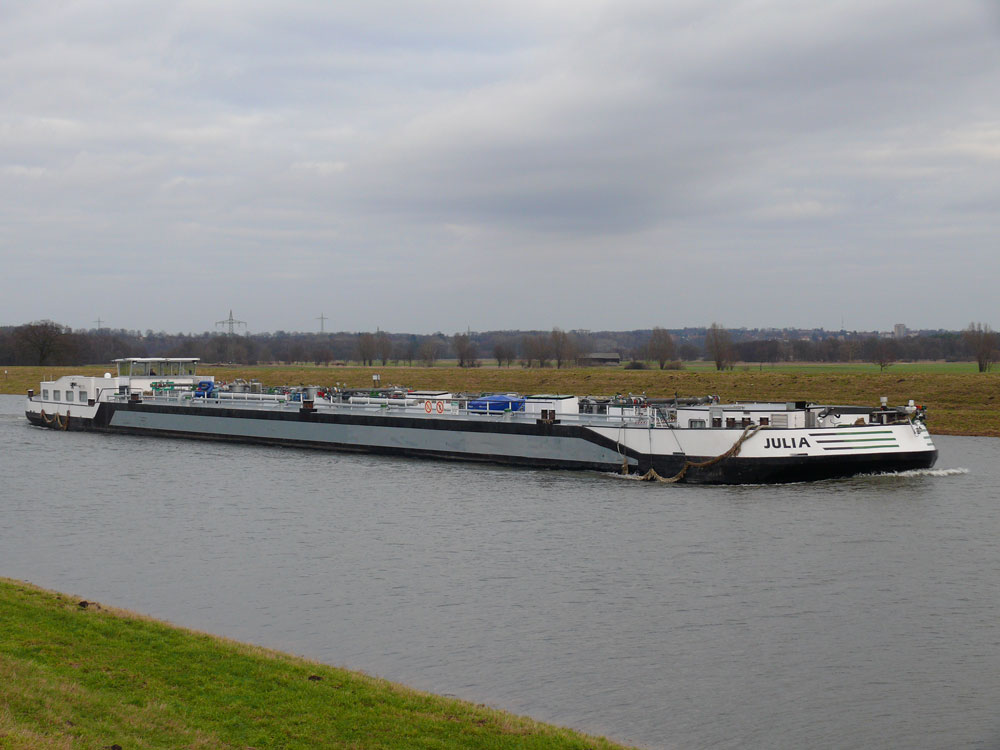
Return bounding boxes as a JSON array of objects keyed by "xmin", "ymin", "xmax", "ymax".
[
  {"xmin": 419, "ymin": 338, "xmax": 442, "ymax": 367},
  {"xmin": 493, "ymin": 338, "xmax": 517, "ymax": 367},
  {"xmin": 678, "ymin": 342, "xmax": 700, "ymax": 362},
  {"xmin": 647, "ymin": 327, "xmax": 676, "ymax": 369},
  {"xmin": 15, "ymin": 320, "xmax": 68, "ymax": 365},
  {"xmin": 867, "ymin": 337, "xmax": 897, "ymax": 372},
  {"xmin": 820, "ymin": 337, "xmax": 842, "ymax": 362},
  {"xmin": 357, "ymin": 332, "xmax": 376, "ymax": 366},
  {"xmin": 705, "ymin": 323, "xmax": 734, "ymax": 371},
  {"xmin": 521, "ymin": 335, "xmax": 536, "ymax": 367},
  {"xmin": 550, "ymin": 327, "xmax": 577, "ymax": 369},
  {"xmin": 842, "ymin": 338, "xmax": 859, "ymax": 363},
  {"xmin": 312, "ymin": 344, "xmax": 333, "ymax": 366},
  {"xmin": 286, "ymin": 342, "xmax": 306, "ymax": 364},
  {"xmin": 964, "ymin": 322, "xmax": 998, "ymax": 372},
  {"xmin": 374, "ymin": 330, "xmax": 393, "ymax": 366},
  {"xmin": 395, "ymin": 337, "xmax": 418, "ymax": 366},
  {"xmin": 522, "ymin": 334, "xmax": 552, "ymax": 367},
  {"xmin": 452, "ymin": 333, "xmax": 479, "ymax": 367}
]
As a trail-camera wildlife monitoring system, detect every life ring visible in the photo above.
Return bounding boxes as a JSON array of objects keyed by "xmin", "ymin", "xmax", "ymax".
[
  {"xmin": 436, "ymin": 400, "xmax": 445, "ymax": 414},
  {"xmin": 424, "ymin": 400, "xmax": 432, "ymax": 413}
]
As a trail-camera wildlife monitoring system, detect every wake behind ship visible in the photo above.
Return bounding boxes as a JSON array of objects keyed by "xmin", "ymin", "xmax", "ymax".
[{"xmin": 25, "ymin": 358, "xmax": 938, "ymax": 485}]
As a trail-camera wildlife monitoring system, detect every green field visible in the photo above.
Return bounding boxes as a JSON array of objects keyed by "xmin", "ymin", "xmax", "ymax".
[
  {"xmin": 0, "ymin": 578, "xmax": 632, "ymax": 749},
  {"xmin": 682, "ymin": 361, "xmax": 985, "ymax": 374},
  {"xmin": 4, "ymin": 363, "xmax": 998, "ymax": 436}
]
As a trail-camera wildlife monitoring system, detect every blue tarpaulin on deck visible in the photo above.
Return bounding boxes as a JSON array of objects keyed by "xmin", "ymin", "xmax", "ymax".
[{"xmin": 468, "ymin": 394, "xmax": 525, "ymax": 412}]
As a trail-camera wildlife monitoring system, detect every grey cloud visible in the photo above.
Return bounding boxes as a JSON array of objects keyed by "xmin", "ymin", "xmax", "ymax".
[
  {"xmin": 1, "ymin": 0, "xmax": 998, "ymax": 332},
  {"xmin": 332, "ymin": 1, "xmax": 1000, "ymax": 237}
]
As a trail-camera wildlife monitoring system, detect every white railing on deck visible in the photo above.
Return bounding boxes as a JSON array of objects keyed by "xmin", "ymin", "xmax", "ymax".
[
  {"xmin": 102, "ymin": 392, "xmax": 908, "ymax": 432},
  {"xmin": 113, "ymin": 391, "xmax": 686, "ymax": 428}
]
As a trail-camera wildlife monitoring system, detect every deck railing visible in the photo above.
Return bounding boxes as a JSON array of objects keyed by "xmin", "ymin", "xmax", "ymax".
[{"xmin": 117, "ymin": 391, "xmax": 669, "ymax": 427}]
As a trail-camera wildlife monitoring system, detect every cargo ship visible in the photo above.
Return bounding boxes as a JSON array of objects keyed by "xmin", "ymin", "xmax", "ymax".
[{"xmin": 25, "ymin": 358, "xmax": 938, "ymax": 484}]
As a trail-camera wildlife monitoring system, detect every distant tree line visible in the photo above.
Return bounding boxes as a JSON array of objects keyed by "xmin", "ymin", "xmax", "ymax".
[
  {"xmin": 1, "ymin": 320, "xmax": 996, "ymax": 371},
  {"xmin": 730, "ymin": 325, "xmax": 997, "ymax": 372}
]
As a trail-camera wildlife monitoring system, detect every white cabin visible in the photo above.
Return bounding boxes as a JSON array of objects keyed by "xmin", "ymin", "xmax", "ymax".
[
  {"xmin": 34, "ymin": 358, "xmax": 209, "ymax": 410},
  {"xmin": 524, "ymin": 395, "xmax": 580, "ymax": 415},
  {"xmin": 669, "ymin": 401, "xmax": 886, "ymax": 430}
]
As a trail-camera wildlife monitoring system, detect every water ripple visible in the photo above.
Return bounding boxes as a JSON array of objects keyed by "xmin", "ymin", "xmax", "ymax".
[{"xmin": 2, "ymin": 397, "xmax": 999, "ymax": 749}]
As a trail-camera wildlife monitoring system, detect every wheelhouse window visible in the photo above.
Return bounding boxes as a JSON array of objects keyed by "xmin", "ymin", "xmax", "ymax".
[
  {"xmin": 65, "ymin": 391, "xmax": 74, "ymax": 402},
  {"xmin": 689, "ymin": 419, "xmax": 707, "ymax": 429},
  {"xmin": 79, "ymin": 390, "xmax": 88, "ymax": 402},
  {"xmin": 53, "ymin": 390, "xmax": 61, "ymax": 400},
  {"xmin": 42, "ymin": 389, "xmax": 49, "ymax": 400}
]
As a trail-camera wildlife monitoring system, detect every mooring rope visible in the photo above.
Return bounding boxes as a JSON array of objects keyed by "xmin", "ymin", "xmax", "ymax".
[
  {"xmin": 39, "ymin": 409, "xmax": 68, "ymax": 430},
  {"xmin": 636, "ymin": 423, "xmax": 766, "ymax": 483},
  {"xmin": 617, "ymin": 424, "xmax": 629, "ymax": 475}
]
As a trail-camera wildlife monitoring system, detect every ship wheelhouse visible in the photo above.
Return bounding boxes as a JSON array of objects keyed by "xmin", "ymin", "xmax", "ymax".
[{"xmin": 113, "ymin": 358, "xmax": 200, "ymax": 378}]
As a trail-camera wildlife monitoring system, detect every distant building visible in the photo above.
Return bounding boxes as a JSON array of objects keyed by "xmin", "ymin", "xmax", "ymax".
[
  {"xmin": 578, "ymin": 352, "xmax": 621, "ymax": 367},
  {"xmin": 893, "ymin": 323, "xmax": 907, "ymax": 339}
]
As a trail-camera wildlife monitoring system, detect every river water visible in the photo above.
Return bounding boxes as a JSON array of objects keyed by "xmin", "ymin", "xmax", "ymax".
[{"xmin": 2, "ymin": 394, "xmax": 998, "ymax": 749}]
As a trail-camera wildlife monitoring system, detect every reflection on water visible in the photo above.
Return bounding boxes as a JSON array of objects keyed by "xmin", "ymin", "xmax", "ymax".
[{"xmin": 2, "ymin": 395, "xmax": 998, "ymax": 749}]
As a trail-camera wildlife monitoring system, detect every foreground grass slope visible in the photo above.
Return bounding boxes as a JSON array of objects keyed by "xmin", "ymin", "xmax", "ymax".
[
  {"xmin": 0, "ymin": 579, "xmax": 630, "ymax": 750},
  {"xmin": 3, "ymin": 364, "xmax": 998, "ymax": 435}
]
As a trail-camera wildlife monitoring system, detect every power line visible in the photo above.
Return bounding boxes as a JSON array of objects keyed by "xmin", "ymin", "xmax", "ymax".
[{"xmin": 216, "ymin": 310, "xmax": 247, "ymax": 335}]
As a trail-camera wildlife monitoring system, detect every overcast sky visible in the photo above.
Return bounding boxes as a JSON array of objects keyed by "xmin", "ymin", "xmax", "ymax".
[{"xmin": 2, "ymin": 1, "xmax": 998, "ymax": 334}]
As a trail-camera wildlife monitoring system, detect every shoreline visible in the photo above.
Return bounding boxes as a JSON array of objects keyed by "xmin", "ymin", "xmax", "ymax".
[{"xmin": 0, "ymin": 577, "xmax": 636, "ymax": 749}]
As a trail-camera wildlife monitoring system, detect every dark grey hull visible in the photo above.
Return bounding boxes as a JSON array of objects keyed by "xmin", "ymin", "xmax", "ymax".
[{"xmin": 25, "ymin": 403, "xmax": 939, "ymax": 485}]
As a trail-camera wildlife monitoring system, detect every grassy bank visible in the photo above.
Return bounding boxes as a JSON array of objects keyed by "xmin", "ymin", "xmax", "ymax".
[
  {"xmin": 0, "ymin": 578, "xmax": 631, "ymax": 749},
  {"xmin": 3, "ymin": 364, "xmax": 998, "ymax": 436}
]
